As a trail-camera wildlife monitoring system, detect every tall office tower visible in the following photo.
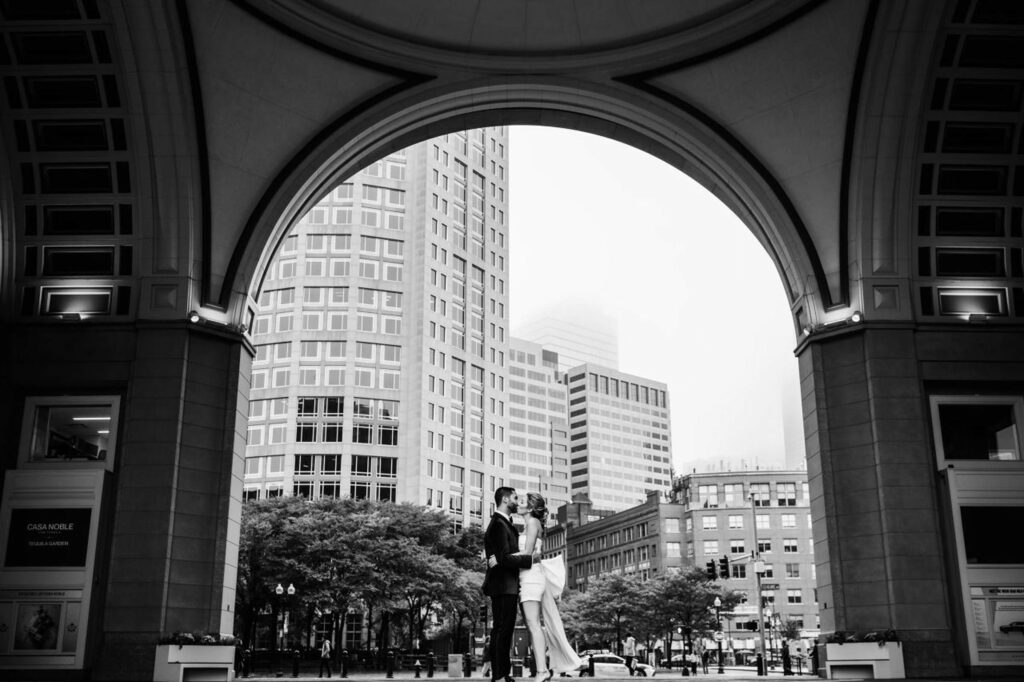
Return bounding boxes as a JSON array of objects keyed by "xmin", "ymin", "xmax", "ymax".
[
  {"xmin": 565, "ymin": 364, "xmax": 673, "ymax": 512},
  {"xmin": 244, "ymin": 129, "xmax": 512, "ymax": 531},
  {"xmin": 517, "ymin": 302, "xmax": 619, "ymax": 372},
  {"xmin": 507, "ymin": 338, "xmax": 573, "ymax": 519}
]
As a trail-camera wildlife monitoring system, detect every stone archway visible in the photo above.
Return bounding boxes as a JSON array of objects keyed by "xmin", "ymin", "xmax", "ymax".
[{"xmin": 228, "ymin": 80, "xmax": 835, "ymax": 338}]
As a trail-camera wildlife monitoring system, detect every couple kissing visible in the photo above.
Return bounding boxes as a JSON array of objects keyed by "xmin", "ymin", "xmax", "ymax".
[{"xmin": 482, "ymin": 487, "xmax": 581, "ymax": 682}]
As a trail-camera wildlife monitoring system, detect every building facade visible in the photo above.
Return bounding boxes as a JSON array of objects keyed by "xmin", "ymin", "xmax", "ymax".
[
  {"xmin": 565, "ymin": 365, "xmax": 673, "ymax": 511},
  {"xmin": 507, "ymin": 337, "xmax": 572, "ymax": 518},
  {"xmin": 244, "ymin": 129, "xmax": 513, "ymax": 530},
  {"xmin": 561, "ymin": 470, "xmax": 817, "ymax": 656},
  {"xmin": 670, "ymin": 470, "xmax": 818, "ymax": 643}
]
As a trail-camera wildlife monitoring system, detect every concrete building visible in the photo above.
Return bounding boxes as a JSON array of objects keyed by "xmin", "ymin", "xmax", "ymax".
[
  {"xmin": 244, "ymin": 130, "xmax": 512, "ymax": 531},
  {"xmin": 565, "ymin": 365, "xmax": 673, "ymax": 512},
  {"xmin": 507, "ymin": 338, "xmax": 572, "ymax": 518},
  {"xmin": 3, "ymin": 2, "xmax": 1023, "ymax": 678},
  {"xmin": 560, "ymin": 470, "xmax": 817, "ymax": 658},
  {"xmin": 517, "ymin": 303, "xmax": 619, "ymax": 372},
  {"xmin": 670, "ymin": 470, "xmax": 819, "ymax": 650}
]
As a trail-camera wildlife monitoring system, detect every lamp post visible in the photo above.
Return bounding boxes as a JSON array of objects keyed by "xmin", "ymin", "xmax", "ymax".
[
  {"xmin": 274, "ymin": 583, "xmax": 297, "ymax": 678},
  {"xmin": 750, "ymin": 495, "xmax": 767, "ymax": 676},
  {"xmin": 764, "ymin": 608, "xmax": 774, "ymax": 669},
  {"xmin": 714, "ymin": 597, "xmax": 724, "ymax": 675}
]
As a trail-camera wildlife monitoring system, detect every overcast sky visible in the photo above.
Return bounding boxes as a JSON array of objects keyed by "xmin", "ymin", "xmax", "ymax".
[{"xmin": 507, "ymin": 126, "xmax": 805, "ymax": 474}]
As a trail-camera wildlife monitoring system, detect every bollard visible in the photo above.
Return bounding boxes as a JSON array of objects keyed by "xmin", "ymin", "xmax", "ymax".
[
  {"xmin": 415, "ymin": 660, "xmax": 422, "ymax": 678},
  {"xmin": 292, "ymin": 649, "xmax": 300, "ymax": 678},
  {"xmin": 463, "ymin": 652, "xmax": 472, "ymax": 678},
  {"xmin": 427, "ymin": 652, "xmax": 435, "ymax": 678},
  {"xmin": 386, "ymin": 650, "xmax": 395, "ymax": 679},
  {"xmin": 341, "ymin": 649, "xmax": 349, "ymax": 679},
  {"xmin": 756, "ymin": 653, "xmax": 764, "ymax": 677}
]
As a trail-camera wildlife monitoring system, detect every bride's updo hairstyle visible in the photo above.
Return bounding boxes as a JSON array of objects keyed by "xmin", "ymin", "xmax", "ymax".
[{"xmin": 526, "ymin": 492, "xmax": 548, "ymax": 522}]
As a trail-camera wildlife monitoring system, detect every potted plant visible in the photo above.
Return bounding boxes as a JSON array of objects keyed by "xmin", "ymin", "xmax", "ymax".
[
  {"xmin": 820, "ymin": 630, "xmax": 904, "ymax": 679},
  {"xmin": 154, "ymin": 632, "xmax": 237, "ymax": 682}
]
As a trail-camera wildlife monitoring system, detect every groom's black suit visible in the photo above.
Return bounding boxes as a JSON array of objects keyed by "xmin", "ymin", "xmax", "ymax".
[{"xmin": 483, "ymin": 512, "xmax": 533, "ymax": 682}]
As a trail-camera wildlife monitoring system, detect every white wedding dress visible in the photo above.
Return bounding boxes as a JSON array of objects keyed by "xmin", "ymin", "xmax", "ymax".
[{"xmin": 518, "ymin": 534, "xmax": 583, "ymax": 674}]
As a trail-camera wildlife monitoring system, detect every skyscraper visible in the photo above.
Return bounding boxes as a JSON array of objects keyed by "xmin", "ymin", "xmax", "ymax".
[
  {"xmin": 564, "ymin": 364, "xmax": 673, "ymax": 511},
  {"xmin": 244, "ymin": 129, "xmax": 512, "ymax": 531},
  {"xmin": 507, "ymin": 337, "xmax": 573, "ymax": 518},
  {"xmin": 517, "ymin": 302, "xmax": 619, "ymax": 372}
]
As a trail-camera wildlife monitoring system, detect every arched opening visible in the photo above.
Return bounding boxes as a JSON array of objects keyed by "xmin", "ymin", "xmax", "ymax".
[{"xmin": 235, "ymin": 85, "xmax": 815, "ymax": 665}]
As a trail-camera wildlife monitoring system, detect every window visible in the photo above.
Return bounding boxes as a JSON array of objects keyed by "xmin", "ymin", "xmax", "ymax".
[
  {"xmin": 702, "ymin": 515, "xmax": 718, "ymax": 530},
  {"xmin": 728, "ymin": 515, "xmax": 744, "ymax": 529},
  {"xmin": 723, "ymin": 483, "xmax": 744, "ymax": 506},
  {"xmin": 698, "ymin": 485, "xmax": 718, "ymax": 508},
  {"xmin": 781, "ymin": 514, "xmax": 797, "ymax": 529},
  {"xmin": 702, "ymin": 540, "xmax": 718, "ymax": 555},
  {"xmin": 930, "ymin": 396, "xmax": 1023, "ymax": 463},
  {"xmin": 756, "ymin": 514, "xmax": 770, "ymax": 530},
  {"xmin": 750, "ymin": 483, "xmax": 771, "ymax": 506},
  {"xmin": 787, "ymin": 589, "xmax": 803, "ymax": 604},
  {"xmin": 758, "ymin": 540, "xmax": 772, "ymax": 554},
  {"xmin": 783, "ymin": 538, "xmax": 799, "ymax": 553},
  {"xmin": 730, "ymin": 540, "xmax": 745, "ymax": 554},
  {"xmin": 664, "ymin": 518, "xmax": 680, "ymax": 534},
  {"xmin": 777, "ymin": 482, "xmax": 798, "ymax": 506},
  {"xmin": 960, "ymin": 506, "xmax": 1024, "ymax": 563},
  {"xmin": 785, "ymin": 563, "xmax": 801, "ymax": 578},
  {"xmin": 731, "ymin": 563, "xmax": 747, "ymax": 579}
]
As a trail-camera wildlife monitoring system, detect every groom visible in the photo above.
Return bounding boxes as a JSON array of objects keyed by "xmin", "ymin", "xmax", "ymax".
[{"xmin": 482, "ymin": 487, "xmax": 538, "ymax": 682}]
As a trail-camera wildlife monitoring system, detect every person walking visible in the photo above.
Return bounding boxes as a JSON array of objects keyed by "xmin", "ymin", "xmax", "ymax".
[
  {"xmin": 319, "ymin": 638, "xmax": 333, "ymax": 678},
  {"xmin": 483, "ymin": 487, "xmax": 537, "ymax": 682},
  {"xmin": 623, "ymin": 633, "xmax": 637, "ymax": 675}
]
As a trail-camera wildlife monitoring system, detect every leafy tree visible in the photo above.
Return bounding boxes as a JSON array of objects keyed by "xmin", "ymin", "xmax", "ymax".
[
  {"xmin": 560, "ymin": 573, "xmax": 646, "ymax": 652},
  {"xmin": 641, "ymin": 568, "xmax": 743, "ymax": 658}
]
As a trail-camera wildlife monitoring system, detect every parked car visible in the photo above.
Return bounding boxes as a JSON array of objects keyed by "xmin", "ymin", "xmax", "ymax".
[
  {"xmin": 575, "ymin": 653, "xmax": 656, "ymax": 677},
  {"xmin": 999, "ymin": 621, "xmax": 1024, "ymax": 634}
]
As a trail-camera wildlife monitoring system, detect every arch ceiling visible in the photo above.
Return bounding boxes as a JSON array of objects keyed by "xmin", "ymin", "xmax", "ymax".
[{"xmin": 2, "ymin": 0, "xmax": 926, "ymax": 330}]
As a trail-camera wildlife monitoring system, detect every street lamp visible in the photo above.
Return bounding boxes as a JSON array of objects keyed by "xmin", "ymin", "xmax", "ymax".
[
  {"xmin": 713, "ymin": 597, "xmax": 724, "ymax": 675},
  {"xmin": 274, "ymin": 583, "xmax": 297, "ymax": 678},
  {"xmin": 764, "ymin": 607, "xmax": 774, "ymax": 669}
]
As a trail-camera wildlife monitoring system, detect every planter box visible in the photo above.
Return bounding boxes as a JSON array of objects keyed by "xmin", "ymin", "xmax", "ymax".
[
  {"xmin": 154, "ymin": 644, "xmax": 234, "ymax": 682},
  {"xmin": 823, "ymin": 642, "xmax": 904, "ymax": 679}
]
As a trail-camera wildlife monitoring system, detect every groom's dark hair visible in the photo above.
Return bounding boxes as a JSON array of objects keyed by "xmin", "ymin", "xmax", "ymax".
[{"xmin": 494, "ymin": 486, "xmax": 516, "ymax": 506}]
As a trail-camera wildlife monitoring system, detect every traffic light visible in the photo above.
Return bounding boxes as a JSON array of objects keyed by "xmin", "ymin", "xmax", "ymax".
[
  {"xmin": 718, "ymin": 556, "xmax": 730, "ymax": 579},
  {"xmin": 705, "ymin": 560, "xmax": 717, "ymax": 580}
]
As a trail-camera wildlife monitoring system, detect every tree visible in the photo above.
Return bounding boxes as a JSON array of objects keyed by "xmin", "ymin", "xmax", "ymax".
[
  {"xmin": 642, "ymin": 568, "xmax": 743, "ymax": 659},
  {"xmin": 561, "ymin": 573, "xmax": 646, "ymax": 651}
]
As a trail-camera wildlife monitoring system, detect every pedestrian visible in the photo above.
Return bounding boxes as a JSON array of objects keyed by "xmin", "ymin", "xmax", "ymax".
[
  {"xmin": 319, "ymin": 638, "xmax": 333, "ymax": 678},
  {"xmin": 481, "ymin": 636, "xmax": 492, "ymax": 678},
  {"xmin": 701, "ymin": 650, "xmax": 709, "ymax": 674},
  {"xmin": 623, "ymin": 633, "xmax": 637, "ymax": 675}
]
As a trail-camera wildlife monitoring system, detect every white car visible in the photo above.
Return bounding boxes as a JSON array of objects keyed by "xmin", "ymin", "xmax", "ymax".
[{"xmin": 575, "ymin": 653, "xmax": 656, "ymax": 677}]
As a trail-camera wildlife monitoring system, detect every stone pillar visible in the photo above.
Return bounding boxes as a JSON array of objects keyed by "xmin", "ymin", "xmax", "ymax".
[
  {"xmin": 800, "ymin": 327, "xmax": 958, "ymax": 678},
  {"xmin": 93, "ymin": 325, "xmax": 249, "ymax": 680}
]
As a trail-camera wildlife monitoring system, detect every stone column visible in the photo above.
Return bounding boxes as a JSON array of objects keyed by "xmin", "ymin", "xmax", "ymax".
[
  {"xmin": 800, "ymin": 327, "xmax": 958, "ymax": 678},
  {"xmin": 94, "ymin": 325, "xmax": 249, "ymax": 680}
]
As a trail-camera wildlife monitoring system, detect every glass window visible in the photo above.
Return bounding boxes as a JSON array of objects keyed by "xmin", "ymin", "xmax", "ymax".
[
  {"xmin": 932, "ymin": 397, "xmax": 1022, "ymax": 462},
  {"xmin": 960, "ymin": 506, "xmax": 1024, "ymax": 563},
  {"xmin": 664, "ymin": 518, "xmax": 680, "ymax": 534},
  {"xmin": 702, "ymin": 515, "xmax": 718, "ymax": 530}
]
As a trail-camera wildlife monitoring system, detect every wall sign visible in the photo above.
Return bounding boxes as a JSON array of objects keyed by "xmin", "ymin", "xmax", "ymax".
[{"xmin": 5, "ymin": 509, "xmax": 92, "ymax": 568}]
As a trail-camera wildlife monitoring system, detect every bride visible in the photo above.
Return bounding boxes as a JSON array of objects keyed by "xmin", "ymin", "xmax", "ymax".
[{"xmin": 489, "ymin": 492, "xmax": 582, "ymax": 680}]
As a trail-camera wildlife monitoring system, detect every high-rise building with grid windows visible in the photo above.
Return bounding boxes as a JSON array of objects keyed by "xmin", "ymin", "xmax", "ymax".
[
  {"xmin": 507, "ymin": 337, "xmax": 573, "ymax": 519},
  {"xmin": 565, "ymin": 364, "xmax": 673, "ymax": 512},
  {"xmin": 243, "ymin": 129, "xmax": 512, "ymax": 531}
]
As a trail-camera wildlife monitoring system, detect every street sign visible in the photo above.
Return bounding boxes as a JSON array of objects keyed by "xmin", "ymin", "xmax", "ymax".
[
  {"xmin": 761, "ymin": 583, "xmax": 779, "ymax": 590},
  {"xmin": 714, "ymin": 632, "xmax": 725, "ymax": 642}
]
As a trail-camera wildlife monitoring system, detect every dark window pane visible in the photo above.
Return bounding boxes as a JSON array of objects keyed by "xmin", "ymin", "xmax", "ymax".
[
  {"xmin": 11, "ymin": 31, "xmax": 92, "ymax": 64},
  {"xmin": 961, "ymin": 507, "xmax": 1024, "ymax": 563},
  {"xmin": 948, "ymin": 79, "xmax": 1022, "ymax": 111},
  {"xmin": 937, "ymin": 289, "xmax": 1005, "ymax": 315},
  {"xmin": 24, "ymin": 76, "xmax": 101, "ymax": 107},
  {"xmin": 935, "ymin": 248, "xmax": 1005, "ymax": 277},
  {"xmin": 935, "ymin": 207, "xmax": 1003, "ymax": 237},
  {"xmin": 42, "ymin": 247, "xmax": 114, "ymax": 276},
  {"xmin": 33, "ymin": 119, "xmax": 107, "ymax": 151},
  {"xmin": 939, "ymin": 403, "xmax": 1019, "ymax": 460}
]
